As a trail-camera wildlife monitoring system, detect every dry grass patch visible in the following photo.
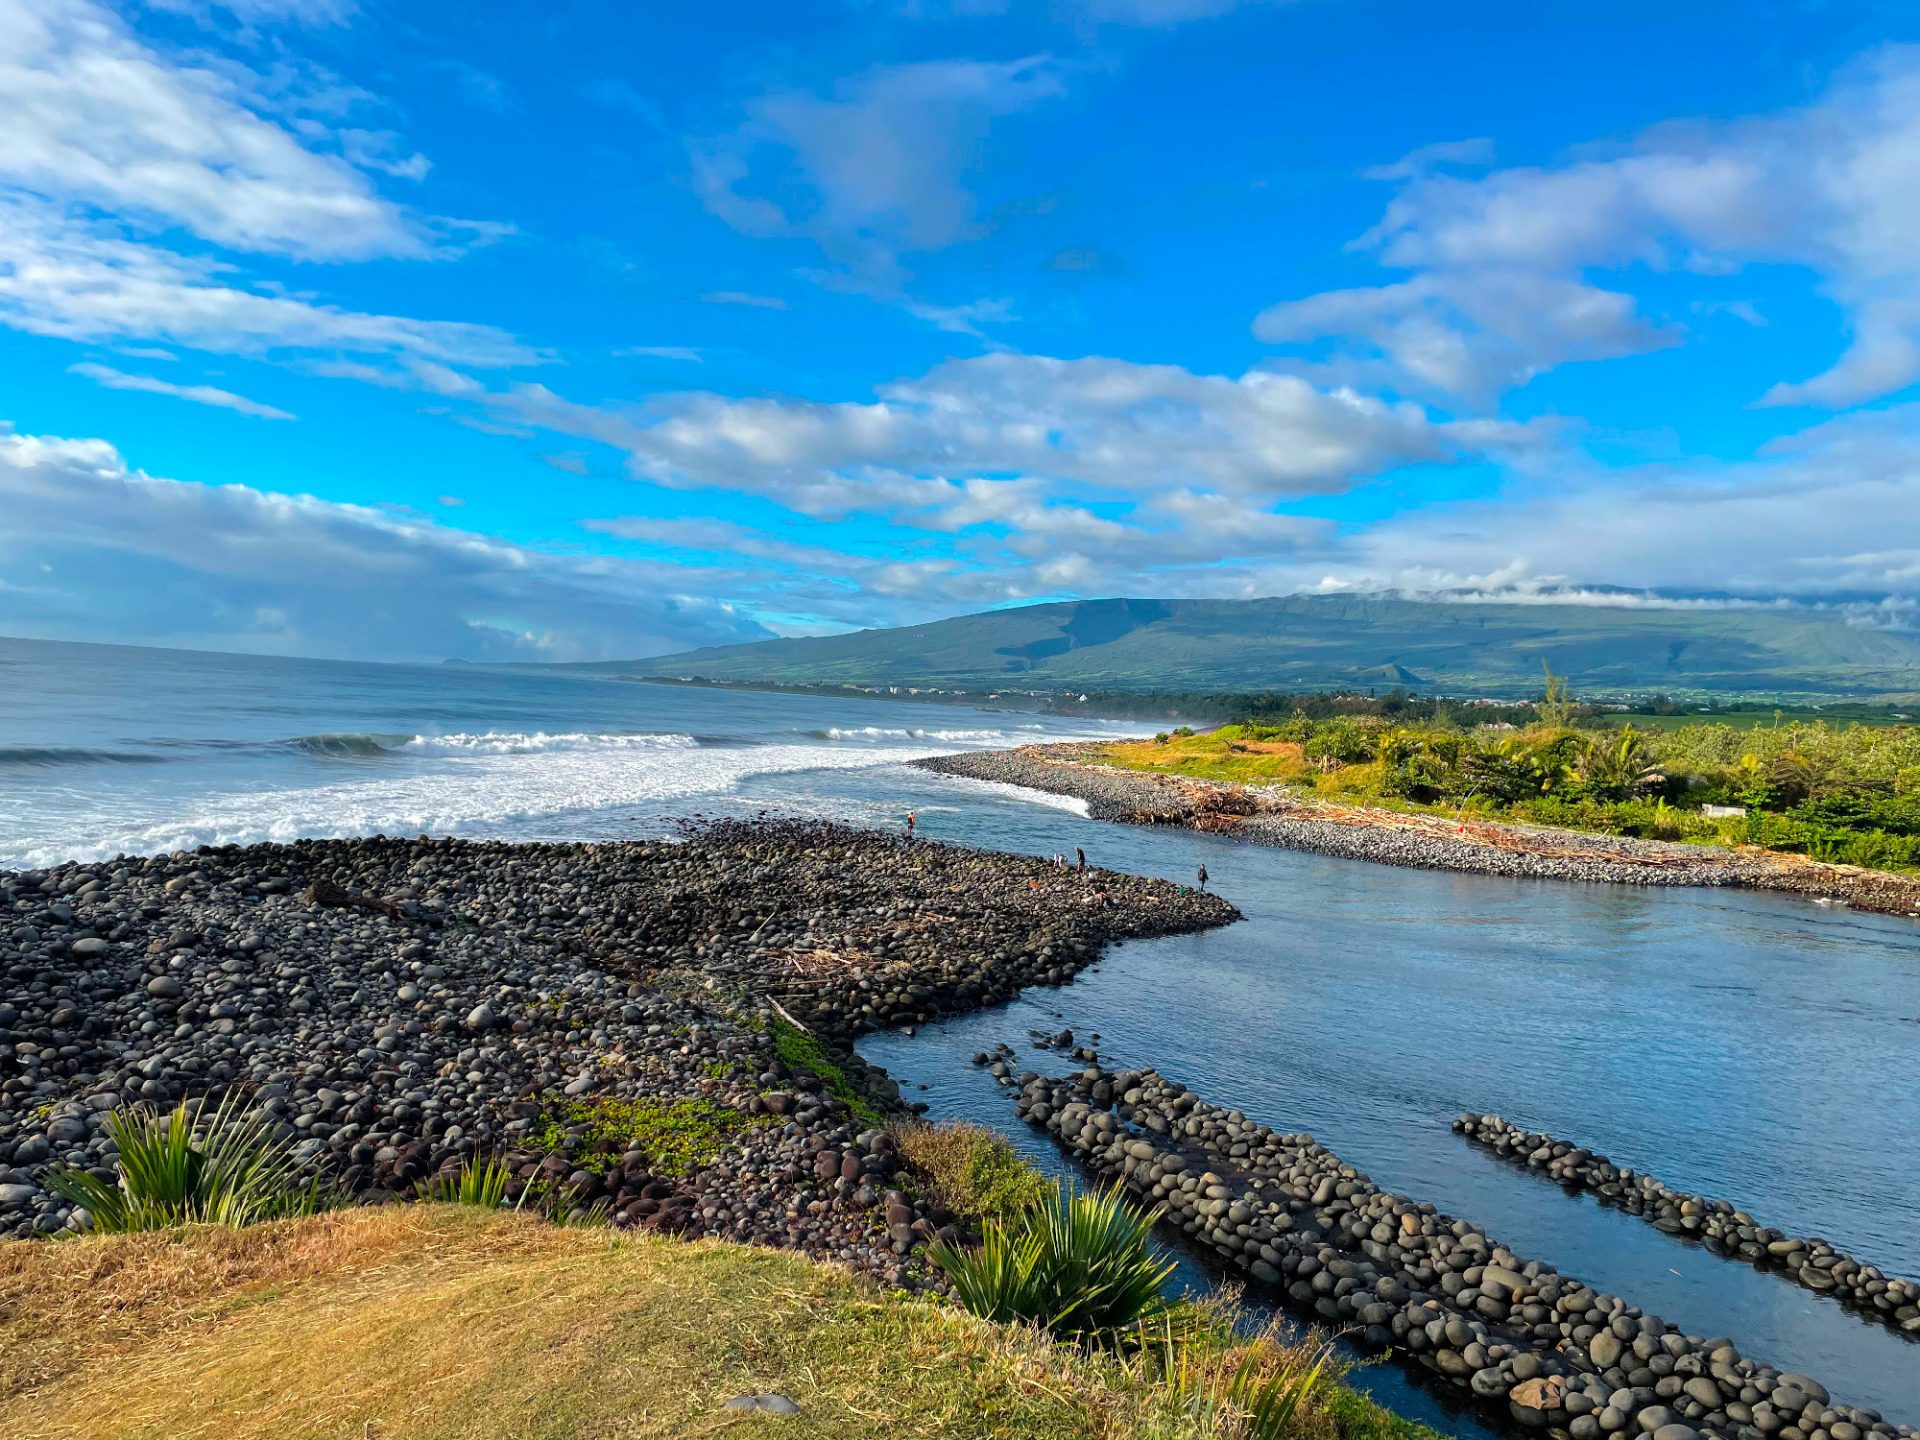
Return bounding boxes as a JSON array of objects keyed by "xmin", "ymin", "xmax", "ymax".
[{"xmin": 0, "ymin": 1205, "xmax": 1216, "ymax": 1440}]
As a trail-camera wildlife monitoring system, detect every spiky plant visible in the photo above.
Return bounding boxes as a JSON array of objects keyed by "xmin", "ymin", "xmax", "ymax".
[
  {"xmin": 43, "ymin": 1091, "xmax": 336, "ymax": 1233},
  {"xmin": 415, "ymin": 1154, "xmax": 516, "ymax": 1209},
  {"xmin": 930, "ymin": 1183, "xmax": 1178, "ymax": 1349}
]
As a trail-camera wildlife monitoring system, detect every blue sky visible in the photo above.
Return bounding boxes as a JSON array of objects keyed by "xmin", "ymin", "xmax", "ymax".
[{"xmin": 5, "ymin": 0, "xmax": 1920, "ymax": 660}]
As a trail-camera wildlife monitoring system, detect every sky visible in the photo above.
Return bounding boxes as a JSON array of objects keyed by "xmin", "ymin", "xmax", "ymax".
[{"xmin": 5, "ymin": 0, "xmax": 1920, "ymax": 661}]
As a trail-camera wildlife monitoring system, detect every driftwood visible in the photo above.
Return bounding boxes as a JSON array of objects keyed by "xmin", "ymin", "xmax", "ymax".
[{"xmin": 302, "ymin": 876, "xmax": 412, "ymax": 920}]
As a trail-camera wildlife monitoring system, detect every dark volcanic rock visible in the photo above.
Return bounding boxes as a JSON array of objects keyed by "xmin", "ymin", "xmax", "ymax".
[
  {"xmin": 1454, "ymin": 1112, "xmax": 1920, "ymax": 1336},
  {"xmin": 1013, "ymin": 1062, "xmax": 1918, "ymax": 1440},
  {"xmin": 0, "ymin": 819, "xmax": 1235, "ymax": 1276}
]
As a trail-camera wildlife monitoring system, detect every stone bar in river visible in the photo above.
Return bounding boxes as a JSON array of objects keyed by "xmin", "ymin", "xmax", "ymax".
[
  {"xmin": 1454, "ymin": 1112, "xmax": 1920, "ymax": 1335},
  {"xmin": 1013, "ymin": 1062, "xmax": 1917, "ymax": 1440}
]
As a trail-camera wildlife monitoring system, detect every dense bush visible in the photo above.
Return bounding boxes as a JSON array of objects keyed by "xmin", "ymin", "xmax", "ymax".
[{"xmin": 1105, "ymin": 709, "xmax": 1920, "ymax": 873}]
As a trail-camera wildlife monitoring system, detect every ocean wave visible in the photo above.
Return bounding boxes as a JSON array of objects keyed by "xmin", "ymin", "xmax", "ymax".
[
  {"xmin": 279, "ymin": 730, "xmax": 700, "ymax": 759},
  {"xmin": 401, "ymin": 730, "xmax": 700, "ymax": 755},
  {"xmin": 0, "ymin": 745, "xmax": 170, "ymax": 770},
  {"xmin": 282, "ymin": 732, "xmax": 418, "ymax": 758},
  {"xmin": 808, "ymin": 725, "xmax": 1036, "ymax": 744}
]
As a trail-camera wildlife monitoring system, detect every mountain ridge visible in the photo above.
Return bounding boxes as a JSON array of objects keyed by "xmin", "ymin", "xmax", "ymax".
[{"xmin": 606, "ymin": 593, "xmax": 1920, "ymax": 699}]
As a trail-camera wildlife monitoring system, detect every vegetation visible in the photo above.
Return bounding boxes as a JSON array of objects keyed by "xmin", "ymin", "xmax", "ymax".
[
  {"xmin": 0, "ymin": 1204, "xmax": 1438, "ymax": 1440},
  {"xmin": 43, "ymin": 1092, "xmax": 336, "ymax": 1233},
  {"xmin": 769, "ymin": 1017, "xmax": 884, "ymax": 1124},
  {"xmin": 415, "ymin": 1154, "xmax": 516, "ymax": 1210},
  {"xmin": 931, "ymin": 1183, "xmax": 1180, "ymax": 1349},
  {"xmin": 1097, "ymin": 698, "xmax": 1920, "ymax": 872},
  {"xmin": 530, "ymin": 1094, "xmax": 763, "ymax": 1176},
  {"xmin": 896, "ymin": 1120, "xmax": 1054, "ymax": 1229}
]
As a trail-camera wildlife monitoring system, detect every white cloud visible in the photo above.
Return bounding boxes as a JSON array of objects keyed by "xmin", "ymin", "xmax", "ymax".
[
  {"xmin": 1287, "ymin": 405, "xmax": 1920, "ymax": 600},
  {"xmin": 693, "ymin": 56, "xmax": 1064, "ymax": 279},
  {"xmin": 484, "ymin": 351, "xmax": 1538, "ymax": 620},
  {"xmin": 0, "ymin": 0, "xmax": 418, "ymax": 260},
  {"xmin": 68, "ymin": 360, "xmax": 295, "ymax": 419},
  {"xmin": 0, "ymin": 196, "xmax": 534, "ymax": 368},
  {"xmin": 139, "ymin": 0, "xmax": 358, "ymax": 26},
  {"xmin": 0, "ymin": 423, "xmax": 773, "ymax": 661},
  {"xmin": 616, "ymin": 345, "xmax": 704, "ymax": 362},
  {"xmin": 1257, "ymin": 48, "xmax": 1920, "ymax": 408},
  {"xmin": 0, "ymin": 0, "xmax": 530, "ymax": 394},
  {"xmin": 701, "ymin": 290, "xmax": 788, "ymax": 309}
]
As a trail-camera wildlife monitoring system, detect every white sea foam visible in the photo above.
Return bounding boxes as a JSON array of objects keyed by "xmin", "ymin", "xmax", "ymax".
[{"xmin": 6, "ymin": 723, "xmax": 1105, "ymax": 867}]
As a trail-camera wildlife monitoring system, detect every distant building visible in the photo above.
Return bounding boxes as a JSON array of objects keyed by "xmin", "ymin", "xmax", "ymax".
[{"xmin": 1701, "ymin": 804, "xmax": 1747, "ymax": 819}]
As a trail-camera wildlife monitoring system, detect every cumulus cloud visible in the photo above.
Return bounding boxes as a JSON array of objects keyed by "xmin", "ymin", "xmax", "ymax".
[
  {"xmin": 1257, "ymin": 48, "xmax": 1920, "ymax": 408},
  {"xmin": 693, "ymin": 56, "xmax": 1064, "ymax": 281},
  {"xmin": 68, "ymin": 360, "xmax": 295, "ymax": 419},
  {"xmin": 0, "ymin": 424, "xmax": 772, "ymax": 661},
  {"xmin": 1, "ymin": 0, "xmax": 416, "ymax": 260},
  {"xmin": 0, "ymin": 0, "xmax": 529, "ymax": 389},
  {"xmin": 502, "ymin": 351, "xmax": 1527, "ymax": 508},
  {"xmin": 474, "ymin": 351, "xmax": 1544, "ymax": 621},
  {"xmin": 1288, "ymin": 405, "xmax": 1920, "ymax": 601}
]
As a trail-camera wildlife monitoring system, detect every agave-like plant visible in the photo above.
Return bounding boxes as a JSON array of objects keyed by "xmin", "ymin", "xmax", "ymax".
[
  {"xmin": 44, "ymin": 1091, "xmax": 336, "ymax": 1234},
  {"xmin": 930, "ymin": 1183, "xmax": 1178, "ymax": 1349}
]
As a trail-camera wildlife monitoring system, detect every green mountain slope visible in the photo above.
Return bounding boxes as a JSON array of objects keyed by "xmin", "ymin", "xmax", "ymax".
[{"xmin": 621, "ymin": 594, "xmax": 1920, "ymax": 699}]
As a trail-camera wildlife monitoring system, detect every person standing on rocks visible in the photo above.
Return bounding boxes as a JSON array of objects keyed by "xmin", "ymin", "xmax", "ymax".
[
  {"xmin": 904, "ymin": 810, "xmax": 916, "ymax": 837},
  {"xmin": 1196, "ymin": 864, "xmax": 1209, "ymax": 890},
  {"xmin": 1075, "ymin": 846, "xmax": 1086, "ymax": 872}
]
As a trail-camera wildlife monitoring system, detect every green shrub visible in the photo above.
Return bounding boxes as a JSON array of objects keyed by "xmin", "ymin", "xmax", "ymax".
[
  {"xmin": 895, "ymin": 1122, "xmax": 1053, "ymax": 1229},
  {"xmin": 930, "ymin": 1183, "xmax": 1177, "ymax": 1350},
  {"xmin": 43, "ymin": 1092, "xmax": 336, "ymax": 1234}
]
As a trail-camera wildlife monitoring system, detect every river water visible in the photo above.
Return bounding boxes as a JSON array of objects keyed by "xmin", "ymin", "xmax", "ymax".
[{"xmin": 6, "ymin": 636, "xmax": 1918, "ymax": 1435}]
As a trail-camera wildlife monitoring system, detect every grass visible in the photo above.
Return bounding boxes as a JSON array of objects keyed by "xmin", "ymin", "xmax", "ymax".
[
  {"xmin": 769, "ymin": 1019, "xmax": 884, "ymax": 1126},
  {"xmin": 895, "ymin": 1121, "xmax": 1054, "ymax": 1229},
  {"xmin": 0, "ymin": 1205, "xmax": 1440, "ymax": 1440},
  {"xmin": 44, "ymin": 1093, "xmax": 336, "ymax": 1233},
  {"xmin": 530, "ymin": 1095, "xmax": 764, "ymax": 1177}
]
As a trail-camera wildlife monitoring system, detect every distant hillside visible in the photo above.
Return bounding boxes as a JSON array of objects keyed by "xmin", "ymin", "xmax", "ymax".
[{"xmin": 618, "ymin": 594, "xmax": 1920, "ymax": 700}]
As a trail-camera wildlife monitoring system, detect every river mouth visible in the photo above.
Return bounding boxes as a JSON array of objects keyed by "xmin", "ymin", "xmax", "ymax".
[{"xmin": 843, "ymin": 765, "xmax": 1920, "ymax": 1439}]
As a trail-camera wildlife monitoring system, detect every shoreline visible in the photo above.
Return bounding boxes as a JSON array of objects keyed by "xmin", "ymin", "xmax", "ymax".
[
  {"xmin": 0, "ymin": 820, "xmax": 1233, "ymax": 1266},
  {"xmin": 913, "ymin": 744, "xmax": 1920, "ymax": 918}
]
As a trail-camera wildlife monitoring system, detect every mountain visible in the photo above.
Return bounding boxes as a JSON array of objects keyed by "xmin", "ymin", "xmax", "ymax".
[{"xmin": 615, "ymin": 594, "xmax": 1920, "ymax": 699}]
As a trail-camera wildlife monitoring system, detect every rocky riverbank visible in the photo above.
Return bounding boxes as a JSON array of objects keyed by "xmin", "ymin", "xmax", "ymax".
[
  {"xmin": 0, "ymin": 820, "xmax": 1235, "ymax": 1272},
  {"xmin": 914, "ymin": 747, "xmax": 1920, "ymax": 917},
  {"xmin": 1454, "ymin": 1113, "xmax": 1920, "ymax": 1335},
  {"xmin": 1012, "ymin": 1062, "xmax": 1918, "ymax": 1440}
]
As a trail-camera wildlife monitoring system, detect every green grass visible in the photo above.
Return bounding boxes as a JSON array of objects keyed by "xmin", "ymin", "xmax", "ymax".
[
  {"xmin": 43, "ymin": 1093, "xmax": 337, "ymax": 1233},
  {"xmin": 530, "ymin": 1095, "xmax": 765, "ymax": 1176},
  {"xmin": 769, "ymin": 1018, "xmax": 884, "ymax": 1125}
]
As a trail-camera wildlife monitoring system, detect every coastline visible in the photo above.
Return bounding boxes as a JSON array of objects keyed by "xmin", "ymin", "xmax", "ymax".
[
  {"xmin": 912, "ymin": 744, "xmax": 1920, "ymax": 918},
  {"xmin": 4, "ymin": 814, "xmax": 1913, "ymax": 1436},
  {"xmin": 0, "ymin": 820, "xmax": 1233, "ymax": 1260}
]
